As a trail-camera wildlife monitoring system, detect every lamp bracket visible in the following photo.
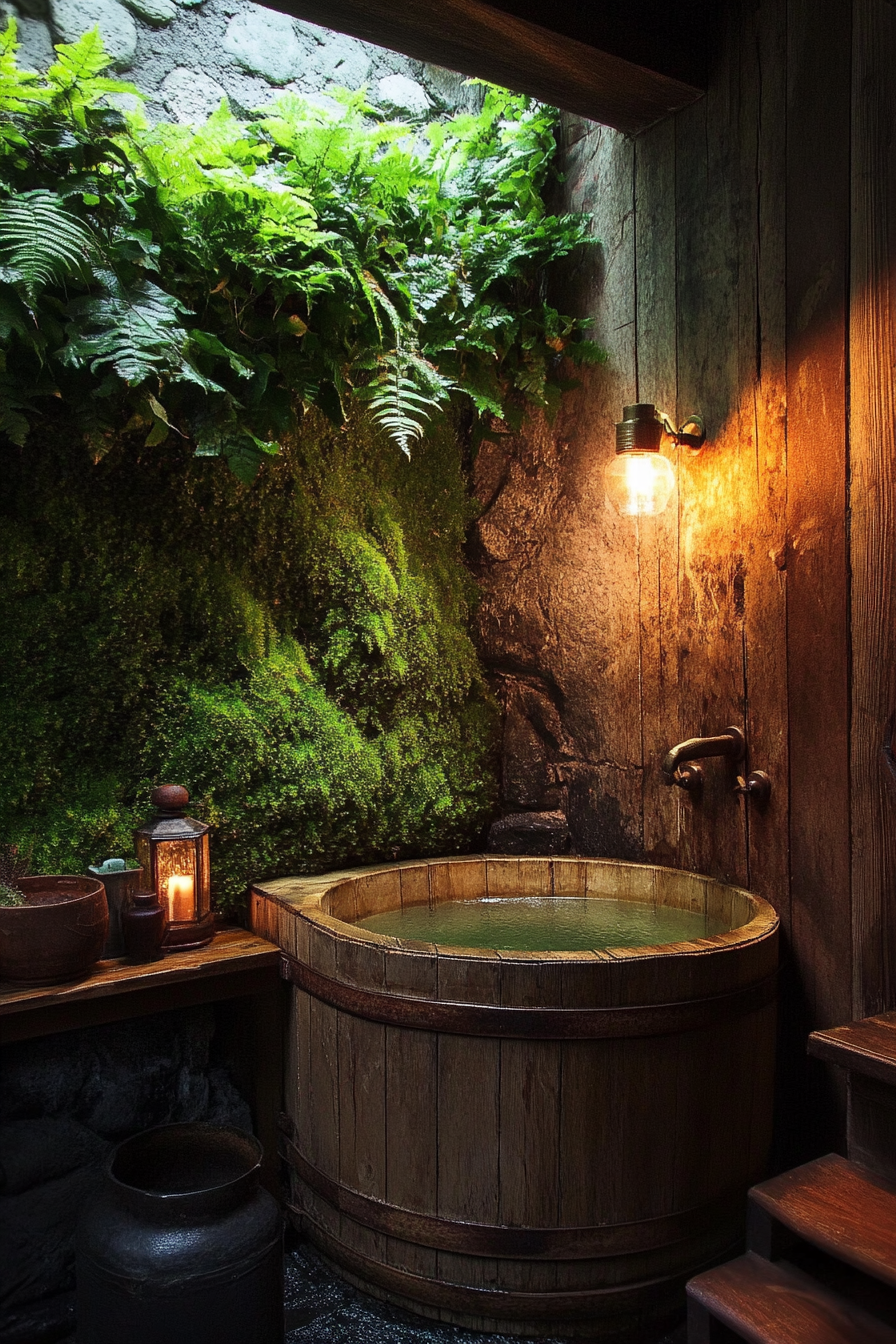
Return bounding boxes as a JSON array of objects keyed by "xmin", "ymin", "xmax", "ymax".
[{"xmin": 659, "ymin": 411, "xmax": 706, "ymax": 453}]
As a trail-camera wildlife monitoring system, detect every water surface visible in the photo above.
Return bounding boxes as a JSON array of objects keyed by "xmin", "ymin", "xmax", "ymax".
[{"xmin": 355, "ymin": 895, "xmax": 731, "ymax": 952}]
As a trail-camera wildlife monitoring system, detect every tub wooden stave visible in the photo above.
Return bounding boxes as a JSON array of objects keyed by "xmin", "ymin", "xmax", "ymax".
[{"xmin": 252, "ymin": 856, "xmax": 778, "ymax": 1339}]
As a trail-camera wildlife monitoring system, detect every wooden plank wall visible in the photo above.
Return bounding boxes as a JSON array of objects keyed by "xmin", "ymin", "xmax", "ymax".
[
  {"xmin": 476, "ymin": 0, "xmax": 896, "ymax": 1157},
  {"xmin": 850, "ymin": 0, "xmax": 896, "ymax": 1024},
  {"xmin": 785, "ymin": 0, "xmax": 853, "ymax": 1154}
]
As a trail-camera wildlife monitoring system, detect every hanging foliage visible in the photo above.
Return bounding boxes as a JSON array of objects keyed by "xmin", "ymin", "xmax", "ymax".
[{"xmin": 0, "ymin": 22, "xmax": 602, "ymax": 478}]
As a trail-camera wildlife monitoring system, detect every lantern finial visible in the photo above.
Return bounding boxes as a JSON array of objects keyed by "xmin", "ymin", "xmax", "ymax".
[{"xmin": 151, "ymin": 784, "xmax": 190, "ymax": 813}]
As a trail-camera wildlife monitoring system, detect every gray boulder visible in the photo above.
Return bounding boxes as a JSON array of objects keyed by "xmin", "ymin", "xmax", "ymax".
[
  {"xmin": 121, "ymin": 0, "xmax": 176, "ymax": 24},
  {"xmin": 160, "ymin": 65, "xmax": 226, "ymax": 122},
  {"xmin": 12, "ymin": 14, "xmax": 54, "ymax": 70},
  {"xmin": 223, "ymin": 8, "xmax": 306, "ymax": 86},
  {"xmin": 318, "ymin": 32, "xmax": 371, "ymax": 89},
  {"xmin": 50, "ymin": 0, "xmax": 137, "ymax": 69},
  {"xmin": 376, "ymin": 72, "xmax": 432, "ymax": 116}
]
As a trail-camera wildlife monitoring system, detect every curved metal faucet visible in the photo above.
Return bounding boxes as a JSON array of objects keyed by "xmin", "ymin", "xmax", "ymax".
[{"xmin": 662, "ymin": 727, "xmax": 746, "ymax": 790}]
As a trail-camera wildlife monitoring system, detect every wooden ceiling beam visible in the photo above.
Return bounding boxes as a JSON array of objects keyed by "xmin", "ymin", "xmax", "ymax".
[{"xmin": 272, "ymin": 0, "xmax": 707, "ymax": 135}]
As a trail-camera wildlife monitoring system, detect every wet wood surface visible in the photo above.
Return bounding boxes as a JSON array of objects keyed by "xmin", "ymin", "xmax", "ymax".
[{"xmin": 0, "ymin": 927, "xmax": 280, "ymax": 1043}]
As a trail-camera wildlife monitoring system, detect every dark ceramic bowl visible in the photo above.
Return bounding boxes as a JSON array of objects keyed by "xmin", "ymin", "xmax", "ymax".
[{"xmin": 0, "ymin": 876, "xmax": 108, "ymax": 985}]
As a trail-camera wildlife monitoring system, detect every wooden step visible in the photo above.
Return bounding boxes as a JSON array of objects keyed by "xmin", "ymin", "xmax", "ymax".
[
  {"xmin": 687, "ymin": 1252, "xmax": 896, "ymax": 1343},
  {"xmin": 809, "ymin": 1012, "xmax": 896, "ymax": 1087},
  {"xmin": 749, "ymin": 1153, "xmax": 896, "ymax": 1290}
]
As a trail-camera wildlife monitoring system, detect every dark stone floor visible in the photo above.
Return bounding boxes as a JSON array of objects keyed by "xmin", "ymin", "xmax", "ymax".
[{"xmin": 284, "ymin": 1238, "xmax": 689, "ymax": 1344}]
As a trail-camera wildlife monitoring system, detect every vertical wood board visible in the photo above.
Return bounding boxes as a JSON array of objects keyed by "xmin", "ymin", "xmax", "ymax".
[{"xmin": 850, "ymin": 0, "xmax": 896, "ymax": 1019}]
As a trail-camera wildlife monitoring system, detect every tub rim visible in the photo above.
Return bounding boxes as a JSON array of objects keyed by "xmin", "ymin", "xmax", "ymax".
[{"xmin": 251, "ymin": 853, "xmax": 778, "ymax": 964}]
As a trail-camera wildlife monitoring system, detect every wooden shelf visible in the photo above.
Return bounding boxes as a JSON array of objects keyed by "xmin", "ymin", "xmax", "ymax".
[{"xmin": 0, "ymin": 928, "xmax": 281, "ymax": 1044}]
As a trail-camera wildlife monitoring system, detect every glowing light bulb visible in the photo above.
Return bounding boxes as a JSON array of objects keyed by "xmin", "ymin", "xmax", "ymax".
[{"xmin": 604, "ymin": 450, "xmax": 676, "ymax": 517}]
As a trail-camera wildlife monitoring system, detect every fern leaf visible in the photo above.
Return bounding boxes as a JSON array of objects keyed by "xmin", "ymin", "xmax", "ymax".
[
  {"xmin": 0, "ymin": 191, "xmax": 95, "ymax": 305},
  {"xmin": 0, "ymin": 19, "xmax": 48, "ymax": 114},
  {"xmin": 363, "ymin": 347, "xmax": 453, "ymax": 457},
  {"xmin": 61, "ymin": 273, "xmax": 218, "ymax": 389},
  {"xmin": 47, "ymin": 28, "xmax": 112, "ymax": 85}
]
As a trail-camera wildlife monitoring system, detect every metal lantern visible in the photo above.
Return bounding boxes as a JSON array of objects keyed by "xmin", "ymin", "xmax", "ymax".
[{"xmin": 134, "ymin": 785, "xmax": 213, "ymax": 950}]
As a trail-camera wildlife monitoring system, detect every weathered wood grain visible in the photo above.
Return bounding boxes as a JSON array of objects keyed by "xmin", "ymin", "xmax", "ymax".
[
  {"xmin": 275, "ymin": 859, "xmax": 777, "ymax": 1335},
  {"xmin": 0, "ymin": 928, "xmax": 280, "ymax": 1044},
  {"xmin": 687, "ymin": 1251, "xmax": 896, "ymax": 1344},
  {"xmin": 850, "ymin": 0, "xmax": 896, "ymax": 1020},
  {"xmin": 751, "ymin": 1152, "xmax": 896, "ymax": 1288},
  {"xmin": 275, "ymin": 0, "xmax": 705, "ymax": 134},
  {"xmin": 436, "ymin": 941, "xmax": 501, "ymax": 1295},
  {"xmin": 634, "ymin": 113, "xmax": 682, "ymax": 870},
  {"xmin": 672, "ymin": 1, "xmax": 749, "ymax": 888},
  {"xmin": 337, "ymin": 1011, "xmax": 386, "ymax": 1264},
  {"xmin": 785, "ymin": 0, "xmax": 853, "ymax": 1157},
  {"xmin": 737, "ymin": 0, "xmax": 788, "ymax": 931},
  {"xmin": 809, "ymin": 1012, "xmax": 896, "ymax": 1088}
]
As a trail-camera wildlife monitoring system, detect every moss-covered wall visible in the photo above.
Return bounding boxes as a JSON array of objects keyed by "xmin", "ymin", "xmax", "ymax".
[{"xmin": 0, "ymin": 408, "xmax": 497, "ymax": 913}]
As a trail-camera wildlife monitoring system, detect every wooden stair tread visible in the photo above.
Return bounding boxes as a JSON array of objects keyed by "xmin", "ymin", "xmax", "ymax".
[
  {"xmin": 809, "ymin": 1012, "xmax": 896, "ymax": 1086},
  {"xmin": 750, "ymin": 1153, "xmax": 896, "ymax": 1289},
  {"xmin": 687, "ymin": 1252, "xmax": 896, "ymax": 1344}
]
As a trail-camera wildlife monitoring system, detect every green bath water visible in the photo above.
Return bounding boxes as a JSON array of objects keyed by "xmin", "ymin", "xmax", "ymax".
[{"xmin": 355, "ymin": 896, "xmax": 731, "ymax": 952}]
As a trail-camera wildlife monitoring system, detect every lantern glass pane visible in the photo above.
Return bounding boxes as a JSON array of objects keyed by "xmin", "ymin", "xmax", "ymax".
[
  {"xmin": 134, "ymin": 833, "xmax": 152, "ymax": 893},
  {"xmin": 197, "ymin": 833, "xmax": 211, "ymax": 917},
  {"xmin": 155, "ymin": 839, "xmax": 199, "ymax": 924}
]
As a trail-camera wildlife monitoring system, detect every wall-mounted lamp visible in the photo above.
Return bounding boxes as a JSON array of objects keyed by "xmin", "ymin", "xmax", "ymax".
[{"xmin": 605, "ymin": 403, "xmax": 705, "ymax": 517}]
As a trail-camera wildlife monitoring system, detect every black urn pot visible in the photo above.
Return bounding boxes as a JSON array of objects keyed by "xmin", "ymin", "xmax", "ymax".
[{"xmin": 76, "ymin": 1123, "xmax": 283, "ymax": 1344}]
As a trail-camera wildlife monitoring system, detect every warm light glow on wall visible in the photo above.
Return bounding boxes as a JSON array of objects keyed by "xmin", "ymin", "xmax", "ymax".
[{"xmin": 605, "ymin": 403, "xmax": 705, "ymax": 518}]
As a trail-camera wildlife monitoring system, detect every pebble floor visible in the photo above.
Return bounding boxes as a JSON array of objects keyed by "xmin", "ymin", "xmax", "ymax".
[
  {"xmin": 59, "ymin": 1234, "xmax": 688, "ymax": 1342},
  {"xmin": 283, "ymin": 1236, "xmax": 688, "ymax": 1344}
]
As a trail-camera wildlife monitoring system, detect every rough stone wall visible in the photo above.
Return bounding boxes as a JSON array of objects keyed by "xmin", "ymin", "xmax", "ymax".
[
  {"xmin": 2, "ymin": 0, "xmax": 478, "ymax": 120},
  {"xmin": 473, "ymin": 119, "xmax": 640, "ymax": 861}
]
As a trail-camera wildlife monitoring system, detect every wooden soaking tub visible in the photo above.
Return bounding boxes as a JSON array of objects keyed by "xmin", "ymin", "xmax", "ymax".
[{"xmin": 251, "ymin": 856, "xmax": 778, "ymax": 1340}]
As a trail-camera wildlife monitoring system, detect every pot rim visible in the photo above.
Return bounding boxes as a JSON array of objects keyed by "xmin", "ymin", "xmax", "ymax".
[
  {"xmin": 4, "ymin": 875, "xmax": 106, "ymax": 907},
  {"xmin": 108, "ymin": 1122, "xmax": 263, "ymax": 1207}
]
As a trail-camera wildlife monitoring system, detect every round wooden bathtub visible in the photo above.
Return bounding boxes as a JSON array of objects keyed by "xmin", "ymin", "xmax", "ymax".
[{"xmin": 251, "ymin": 856, "xmax": 778, "ymax": 1340}]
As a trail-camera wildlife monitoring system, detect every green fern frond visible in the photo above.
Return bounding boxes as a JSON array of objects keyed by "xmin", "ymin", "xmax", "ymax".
[
  {"xmin": 363, "ymin": 347, "xmax": 453, "ymax": 457},
  {"xmin": 0, "ymin": 19, "xmax": 48, "ymax": 117},
  {"xmin": 61, "ymin": 272, "xmax": 223, "ymax": 392},
  {"xmin": 47, "ymin": 27, "xmax": 111, "ymax": 85},
  {"xmin": 0, "ymin": 190, "xmax": 96, "ymax": 305}
]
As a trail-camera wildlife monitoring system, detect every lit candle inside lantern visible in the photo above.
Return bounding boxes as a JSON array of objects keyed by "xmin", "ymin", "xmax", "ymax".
[{"xmin": 166, "ymin": 874, "xmax": 194, "ymax": 923}]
